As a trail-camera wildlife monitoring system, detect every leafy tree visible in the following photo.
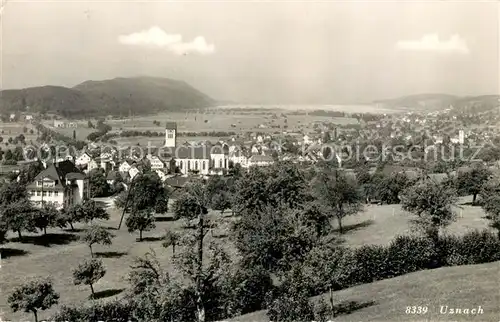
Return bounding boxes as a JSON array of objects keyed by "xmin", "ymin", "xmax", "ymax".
[
  {"xmin": 312, "ymin": 167, "xmax": 363, "ymax": 234},
  {"xmin": 162, "ymin": 229, "xmax": 180, "ymax": 255},
  {"xmin": 80, "ymin": 200, "xmax": 110, "ymax": 223},
  {"xmin": 0, "ymin": 214, "xmax": 8, "ymax": 245},
  {"xmin": 375, "ymin": 172, "xmax": 412, "ymax": 204},
  {"xmin": 87, "ymin": 169, "xmax": 111, "ymax": 198},
  {"xmin": 234, "ymin": 204, "xmax": 318, "ymax": 275},
  {"xmin": 400, "ymin": 179, "xmax": 458, "ymax": 243},
  {"xmin": 17, "ymin": 161, "xmax": 44, "ymax": 186},
  {"xmin": 0, "ymin": 181, "xmax": 28, "ymax": 206},
  {"xmin": 33, "ymin": 203, "xmax": 59, "ymax": 235},
  {"xmin": 480, "ymin": 177, "xmax": 500, "ymax": 238},
  {"xmin": 82, "ymin": 224, "xmax": 114, "ymax": 257},
  {"xmin": 72, "ymin": 258, "xmax": 106, "ymax": 299},
  {"xmin": 8, "ymin": 278, "xmax": 59, "ymax": 322},
  {"xmin": 126, "ymin": 210, "xmax": 156, "ymax": 241},
  {"xmin": 173, "ymin": 191, "xmax": 208, "ymax": 220},
  {"xmin": 60, "ymin": 204, "xmax": 84, "ymax": 231},
  {"xmin": 1, "ymin": 199, "xmax": 37, "ymax": 239},
  {"xmin": 457, "ymin": 166, "xmax": 491, "ymax": 204},
  {"xmin": 211, "ymin": 191, "xmax": 231, "ymax": 215}
]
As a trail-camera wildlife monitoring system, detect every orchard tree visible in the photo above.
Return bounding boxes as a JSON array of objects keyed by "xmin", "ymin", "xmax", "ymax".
[
  {"xmin": 1, "ymin": 199, "xmax": 37, "ymax": 239},
  {"xmin": 162, "ymin": 229, "xmax": 180, "ymax": 255},
  {"xmin": 8, "ymin": 278, "xmax": 60, "ymax": 322},
  {"xmin": 60, "ymin": 204, "xmax": 84, "ymax": 230},
  {"xmin": 82, "ymin": 224, "xmax": 114, "ymax": 257},
  {"xmin": 375, "ymin": 172, "xmax": 412, "ymax": 204},
  {"xmin": 80, "ymin": 200, "xmax": 110, "ymax": 223},
  {"xmin": 0, "ymin": 182, "xmax": 28, "ymax": 206},
  {"xmin": 457, "ymin": 166, "xmax": 491, "ymax": 204},
  {"xmin": 312, "ymin": 167, "xmax": 363, "ymax": 234},
  {"xmin": 33, "ymin": 203, "xmax": 59, "ymax": 235},
  {"xmin": 480, "ymin": 177, "xmax": 500, "ymax": 238},
  {"xmin": 400, "ymin": 179, "xmax": 458, "ymax": 243},
  {"xmin": 87, "ymin": 169, "xmax": 111, "ymax": 198},
  {"xmin": 126, "ymin": 210, "xmax": 156, "ymax": 241},
  {"xmin": 72, "ymin": 258, "xmax": 106, "ymax": 299}
]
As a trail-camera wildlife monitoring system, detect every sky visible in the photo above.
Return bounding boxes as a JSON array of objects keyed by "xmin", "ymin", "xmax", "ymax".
[{"xmin": 1, "ymin": 0, "xmax": 498, "ymax": 104}]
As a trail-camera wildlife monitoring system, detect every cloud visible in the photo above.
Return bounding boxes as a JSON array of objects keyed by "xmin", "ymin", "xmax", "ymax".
[
  {"xmin": 118, "ymin": 26, "xmax": 215, "ymax": 55},
  {"xmin": 396, "ymin": 34, "xmax": 469, "ymax": 54}
]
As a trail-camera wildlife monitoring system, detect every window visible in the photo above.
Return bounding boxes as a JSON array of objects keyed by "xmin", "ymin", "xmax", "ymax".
[
  {"xmin": 168, "ymin": 133, "xmax": 174, "ymax": 139},
  {"xmin": 187, "ymin": 160, "xmax": 191, "ymax": 170},
  {"xmin": 202, "ymin": 161, "xmax": 206, "ymax": 170},
  {"xmin": 48, "ymin": 191, "xmax": 53, "ymax": 197},
  {"xmin": 37, "ymin": 191, "xmax": 41, "ymax": 196},
  {"xmin": 42, "ymin": 191, "xmax": 47, "ymax": 197},
  {"xmin": 219, "ymin": 159, "xmax": 223, "ymax": 168},
  {"xmin": 54, "ymin": 191, "xmax": 59, "ymax": 197},
  {"xmin": 37, "ymin": 181, "xmax": 43, "ymax": 187},
  {"xmin": 195, "ymin": 161, "xmax": 199, "ymax": 169},
  {"xmin": 179, "ymin": 161, "xmax": 183, "ymax": 169},
  {"xmin": 30, "ymin": 190, "xmax": 35, "ymax": 196}
]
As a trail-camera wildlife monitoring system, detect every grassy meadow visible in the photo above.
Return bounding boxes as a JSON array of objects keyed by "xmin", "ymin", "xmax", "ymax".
[{"xmin": 0, "ymin": 195, "xmax": 492, "ymax": 321}]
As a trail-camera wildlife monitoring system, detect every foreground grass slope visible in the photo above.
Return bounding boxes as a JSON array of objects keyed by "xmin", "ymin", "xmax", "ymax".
[
  {"xmin": 0, "ymin": 198, "xmax": 491, "ymax": 321},
  {"xmin": 229, "ymin": 261, "xmax": 500, "ymax": 322}
]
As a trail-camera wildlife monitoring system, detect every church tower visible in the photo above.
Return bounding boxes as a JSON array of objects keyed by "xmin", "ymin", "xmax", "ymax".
[{"xmin": 165, "ymin": 122, "xmax": 177, "ymax": 148}]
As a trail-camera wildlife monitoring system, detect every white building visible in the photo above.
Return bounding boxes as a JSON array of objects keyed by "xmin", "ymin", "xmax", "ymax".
[
  {"xmin": 75, "ymin": 152, "xmax": 92, "ymax": 167},
  {"xmin": 119, "ymin": 160, "xmax": 133, "ymax": 173},
  {"xmin": 229, "ymin": 149, "xmax": 248, "ymax": 167},
  {"xmin": 210, "ymin": 143, "xmax": 229, "ymax": 170},
  {"xmin": 129, "ymin": 166, "xmax": 140, "ymax": 179},
  {"xmin": 87, "ymin": 159, "xmax": 100, "ymax": 172},
  {"xmin": 27, "ymin": 160, "xmax": 87, "ymax": 209},
  {"xmin": 175, "ymin": 146, "xmax": 211, "ymax": 175},
  {"xmin": 147, "ymin": 155, "xmax": 165, "ymax": 170},
  {"xmin": 165, "ymin": 122, "xmax": 177, "ymax": 148},
  {"xmin": 247, "ymin": 155, "xmax": 274, "ymax": 167}
]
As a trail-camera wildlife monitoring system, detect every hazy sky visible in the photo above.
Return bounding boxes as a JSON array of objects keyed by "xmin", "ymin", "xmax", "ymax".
[{"xmin": 1, "ymin": 1, "xmax": 498, "ymax": 103}]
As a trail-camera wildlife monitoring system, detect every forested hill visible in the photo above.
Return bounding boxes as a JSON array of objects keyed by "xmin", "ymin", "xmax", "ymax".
[{"xmin": 0, "ymin": 76, "xmax": 216, "ymax": 118}]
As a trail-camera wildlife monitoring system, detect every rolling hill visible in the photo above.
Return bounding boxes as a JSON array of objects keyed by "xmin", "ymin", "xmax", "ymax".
[
  {"xmin": 374, "ymin": 93, "xmax": 500, "ymax": 113},
  {"xmin": 226, "ymin": 261, "xmax": 499, "ymax": 322},
  {"xmin": 0, "ymin": 76, "xmax": 216, "ymax": 118}
]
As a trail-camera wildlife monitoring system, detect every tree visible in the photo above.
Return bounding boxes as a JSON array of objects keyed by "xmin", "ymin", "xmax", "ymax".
[
  {"xmin": 72, "ymin": 258, "xmax": 106, "ymax": 299},
  {"xmin": 1, "ymin": 199, "xmax": 37, "ymax": 239},
  {"xmin": 375, "ymin": 172, "xmax": 412, "ymax": 204},
  {"xmin": 312, "ymin": 167, "xmax": 363, "ymax": 234},
  {"xmin": 400, "ymin": 179, "xmax": 458, "ymax": 243},
  {"xmin": 126, "ymin": 210, "xmax": 156, "ymax": 241},
  {"xmin": 82, "ymin": 224, "xmax": 114, "ymax": 257},
  {"xmin": 80, "ymin": 200, "xmax": 110, "ymax": 223},
  {"xmin": 8, "ymin": 278, "xmax": 59, "ymax": 322},
  {"xmin": 33, "ymin": 203, "xmax": 59, "ymax": 235},
  {"xmin": 87, "ymin": 169, "xmax": 110, "ymax": 198},
  {"xmin": 162, "ymin": 229, "xmax": 180, "ymax": 255},
  {"xmin": 211, "ymin": 191, "xmax": 231, "ymax": 215},
  {"xmin": 0, "ymin": 181, "xmax": 28, "ymax": 206},
  {"xmin": 480, "ymin": 177, "xmax": 500, "ymax": 238},
  {"xmin": 17, "ymin": 161, "xmax": 44, "ymax": 186},
  {"xmin": 457, "ymin": 166, "xmax": 491, "ymax": 204},
  {"xmin": 173, "ymin": 180, "xmax": 211, "ymax": 322},
  {"xmin": 60, "ymin": 204, "xmax": 84, "ymax": 231}
]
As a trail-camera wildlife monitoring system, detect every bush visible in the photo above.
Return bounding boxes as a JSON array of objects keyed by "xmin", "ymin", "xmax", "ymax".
[
  {"xmin": 51, "ymin": 300, "xmax": 135, "ymax": 322},
  {"xmin": 351, "ymin": 245, "xmax": 388, "ymax": 284},
  {"xmin": 439, "ymin": 230, "xmax": 500, "ymax": 266},
  {"xmin": 385, "ymin": 235, "xmax": 437, "ymax": 277},
  {"xmin": 266, "ymin": 290, "xmax": 314, "ymax": 322}
]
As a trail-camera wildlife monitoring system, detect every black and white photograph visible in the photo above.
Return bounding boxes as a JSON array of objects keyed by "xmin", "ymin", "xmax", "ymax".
[{"xmin": 0, "ymin": 0, "xmax": 499, "ymax": 321}]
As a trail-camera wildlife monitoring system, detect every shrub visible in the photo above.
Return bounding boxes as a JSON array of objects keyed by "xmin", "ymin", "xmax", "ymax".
[
  {"xmin": 266, "ymin": 290, "xmax": 314, "ymax": 322},
  {"xmin": 440, "ymin": 230, "xmax": 500, "ymax": 266},
  {"xmin": 385, "ymin": 235, "xmax": 437, "ymax": 277},
  {"xmin": 351, "ymin": 244, "xmax": 388, "ymax": 284},
  {"xmin": 51, "ymin": 300, "xmax": 135, "ymax": 322}
]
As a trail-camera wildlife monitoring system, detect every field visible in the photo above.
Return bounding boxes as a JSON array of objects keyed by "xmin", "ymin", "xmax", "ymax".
[
  {"xmin": 47, "ymin": 110, "xmax": 360, "ymax": 145},
  {"xmin": 232, "ymin": 261, "xmax": 499, "ymax": 322},
  {"xmin": 0, "ymin": 121, "xmax": 38, "ymax": 146},
  {"xmin": 0, "ymin": 196, "xmax": 491, "ymax": 321}
]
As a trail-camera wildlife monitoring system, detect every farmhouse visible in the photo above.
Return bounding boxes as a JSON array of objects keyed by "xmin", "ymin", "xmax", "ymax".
[
  {"xmin": 247, "ymin": 154, "xmax": 274, "ymax": 167},
  {"xmin": 75, "ymin": 152, "xmax": 92, "ymax": 167},
  {"xmin": 27, "ymin": 160, "xmax": 87, "ymax": 209}
]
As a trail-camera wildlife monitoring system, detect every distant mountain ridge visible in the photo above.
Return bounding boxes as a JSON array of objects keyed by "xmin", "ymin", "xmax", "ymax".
[
  {"xmin": 374, "ymin": 93, "xmax": 500, "ymax": 112},
  {"xmin": 0, "ymin": 76, "xmax": 216, "ymax": 118}
]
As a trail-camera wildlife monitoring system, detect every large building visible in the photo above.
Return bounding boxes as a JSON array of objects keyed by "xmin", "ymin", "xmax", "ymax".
[
  {"xmin": 165, "ymin": 122, "xmax": 177, "ymax": 148},
  {"xmin": 27, "ymin": 160, "xmax": 88, "ymax": 209}
]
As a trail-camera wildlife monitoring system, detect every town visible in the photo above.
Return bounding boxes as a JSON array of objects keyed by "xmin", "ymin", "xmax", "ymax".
[{"xmin": 1, "ymin": 1, "xmax": 499, "ymax": 321}]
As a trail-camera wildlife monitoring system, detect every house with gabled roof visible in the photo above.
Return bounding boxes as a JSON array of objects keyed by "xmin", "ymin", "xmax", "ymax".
[{"xmin": 27, "ymin": 160, "xmax": 87, "ymax": 209}]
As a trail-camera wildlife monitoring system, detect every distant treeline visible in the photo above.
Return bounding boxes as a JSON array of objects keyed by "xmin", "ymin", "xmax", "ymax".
[{"xmin": 90, "ymin": 130, "xmax": 238, "ymax": 143}]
